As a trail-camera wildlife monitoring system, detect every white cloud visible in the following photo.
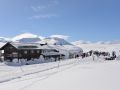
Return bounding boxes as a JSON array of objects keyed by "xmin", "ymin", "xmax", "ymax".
[
  {"xmin": 31, "ymin": 6, "xmax": 47, "ymax": 12},
  {"xmin": 31, "ymin": 0, "xmax": 59, "ymax": 12},
  {"xmin": 29, "ymin": 14, "xmax": 57, "ymax": 19},
  {"xmin": 30, "ymin": 0, "xmax": 59, "ymax": 20},
  {"xmin": 49, "ymin": 0, "xmax": 59, "ymax": 6},
  {"xmin": 50, "ymin": 35, "xmax": 69, "ymax": 40}
]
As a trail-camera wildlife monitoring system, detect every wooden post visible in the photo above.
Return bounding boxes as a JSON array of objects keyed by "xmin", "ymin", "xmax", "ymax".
[{"xmin": 18, "ymin": 50, "xmax": 19, "ymax": 63}]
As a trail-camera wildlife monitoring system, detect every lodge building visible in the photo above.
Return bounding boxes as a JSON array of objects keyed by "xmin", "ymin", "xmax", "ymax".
[{"xmin": 0, "ymin": 42, "xmax": 65, "ymax": 62}]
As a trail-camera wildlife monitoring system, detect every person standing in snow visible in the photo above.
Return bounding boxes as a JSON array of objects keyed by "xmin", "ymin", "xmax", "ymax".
[
  {"xmin": 112, "ymin": 51, "xmax": 116, "ymax": 60},
  {"xmin": 89, "ymin": 50, "xmax": 93, "ymax": 56},
  {"xmin": 92, "ymin": 53, "xmax": 95, "ymax": 61}
]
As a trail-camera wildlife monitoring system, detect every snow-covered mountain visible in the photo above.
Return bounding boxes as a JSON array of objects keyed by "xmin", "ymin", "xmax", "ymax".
[
  {"xmin": 109, "ymin": 40, "xmax": 120, "ymax": 44},
  {"xmin": 0, "ymin": 33, "xmax": 83, "ymax": 57},
  {"xmin": 0, "ymin": 37, "xmax": 10, "ymax": 43},
  {"xmin": 11, "ymin": 33, "xmax": 72, "ymax": 45},
  {"xmin": 0, "ymin": 33, "xmax": 120, "ymax": 45},
  {"xmin": 42, "ymin": 37, "xmax": 83, "ymax": 59},
  {"xmin": 43, "ymin": 37, "xmax": 72, "ymax": 45},
  {"xmin": 72, "ymin": 40, "xmax": 120, "ymax": 45},
  {"xmin": 72, "ymin": 40, "xmax": 92, "ymax": 45},
  {"xmin": 72, "ymin": 40, "xmax": 110, "ymax": 45},
  {"xmin": 12, "ymin": 33, "xmax": 42, "ymax": 43}
]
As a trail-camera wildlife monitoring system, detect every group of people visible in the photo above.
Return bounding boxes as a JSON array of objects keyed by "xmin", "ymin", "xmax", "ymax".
[
  {"xmin": 105, "ymin": 51, "xmax": 116, "ymax": 60},
  {"xmin": 81, "ymin": 50, "xmax": 117, "ymax": 60}
]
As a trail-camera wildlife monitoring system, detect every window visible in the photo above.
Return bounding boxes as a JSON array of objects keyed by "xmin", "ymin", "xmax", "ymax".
[
  {"xmin": 18, "ymin": 46, "xmax": 38, "ymax": 49},
  {"xmin": 31, "ymin": 50, "xmax": 34, "ymax": 53},
  {"xmin": 42, "ymin": 50, "xmax": 46, "ymax": 53},
  {"xmin": 9, "ymin": 47, "xmax": 13, "ymax": 49},
  {"xmin": 24, "ymin": 51, "xmax": 27, "ymax": 54},
  {"xmin": 37, "ymin": 50, "xmax": 40, "ymax": 53},
  {"xmin": 12, "ymin": 52, "xmax": 18, "ymax": 57},
  {"xmin": 1, "ymin": 50, "xmax": 4, "ymax": 53}
]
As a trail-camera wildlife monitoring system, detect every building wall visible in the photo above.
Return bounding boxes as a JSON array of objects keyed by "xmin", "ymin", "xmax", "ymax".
[
  {"xmin": 1, "ymin": 43, "xmax": 65, "ymax": 62},
  {"xmin": 3, "ymin": 44, "xmax": 42, "ymax": 61}
]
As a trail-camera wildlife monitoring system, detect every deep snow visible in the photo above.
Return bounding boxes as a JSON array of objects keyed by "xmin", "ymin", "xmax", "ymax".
[{"xmin": 0, "ymin": 57, "xmax": 120, "ymax": 90}]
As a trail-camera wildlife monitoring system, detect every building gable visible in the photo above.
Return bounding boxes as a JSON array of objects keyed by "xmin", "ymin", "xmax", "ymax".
[{"xmin": 0, "ymin": 42, "xmax": 17, "ymax": 50}]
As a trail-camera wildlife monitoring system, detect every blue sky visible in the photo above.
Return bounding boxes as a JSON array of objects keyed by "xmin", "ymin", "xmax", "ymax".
[{"xmin": 0, "ymin": 0, "xmax": 120, "ymax": 41}]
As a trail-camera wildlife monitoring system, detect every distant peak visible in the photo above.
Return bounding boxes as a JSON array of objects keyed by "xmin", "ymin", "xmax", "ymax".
[
  {"xmin": 50, "ymin": 35, "xmax": 69, "ymax": 40},
  {"xmin": 11, "ymin": 33, "xmax": 41, "ymax": 43},
  {"xmin": 12, "ymin": 33, "xmax": 38, "ymax": 41},
  {"xmin": 43, "ymin": 37, "xmax": 71, "ymax": 45}
]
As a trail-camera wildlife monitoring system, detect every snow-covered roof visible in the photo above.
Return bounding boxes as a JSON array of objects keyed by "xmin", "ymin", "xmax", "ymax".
[
  {"xmin": 2, "ymin": 42, "xmax": 55, "ymax": 50},
  {"xmin": 49, "ymin": 45, "xmax": 83, "ymax": 54},
  {"xmin": 0, "ymin": 42, "xmax": 6, "ymax": 48},
  {"xmin": 43, "ymin": 37, "xmax": 72, "ymax": 45}
]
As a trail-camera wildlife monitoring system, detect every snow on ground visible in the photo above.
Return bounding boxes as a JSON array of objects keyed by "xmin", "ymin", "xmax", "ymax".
[
  {"xmin": 0, "ymin": 57, "xmax": 120, "ymax": 90},
  {"xmin": 0, "ymin": 59, "xmax": 80, "ymax": 83},
  {"xmin": 25, "ymin": 60, "xmax": 120, "ymax": 90}
]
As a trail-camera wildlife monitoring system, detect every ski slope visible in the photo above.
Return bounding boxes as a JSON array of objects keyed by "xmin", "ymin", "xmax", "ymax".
[{"xmin": 0, "ymin": 57, "xmax": 120, "ymax": 90}]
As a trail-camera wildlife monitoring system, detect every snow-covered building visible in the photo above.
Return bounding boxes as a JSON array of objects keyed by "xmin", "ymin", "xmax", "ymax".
[
  {"xmin": 0, "ymin": 42, "xmax": 6, "ymax": 61},
  {"xmin": 0, "ymin": 42, "xmax": 65, "ymax": 62},
  {"xmin": 43, "ymin": 37, "xmax": 83, "ymax": 59},
  {"xmin": 0, "ymin": 33, "xmax": 83, "ymax": 62}
]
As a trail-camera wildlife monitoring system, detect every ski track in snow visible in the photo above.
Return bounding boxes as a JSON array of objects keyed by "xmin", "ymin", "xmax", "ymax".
[
  {"xmin": 0, "ymin": 58, "xmax": 82, "ymax": 90},
  {"xmin": 0, "ymin": 57, "xmax": 120, "ymax": 90},
  {"xmin": 0, "ymin": 58, "xmax": 81, "ymax": 84}
]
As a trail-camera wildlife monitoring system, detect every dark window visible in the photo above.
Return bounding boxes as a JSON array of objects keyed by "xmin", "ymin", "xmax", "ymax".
[
  {"xmin": 24, "ymin": 51, "xmax": 27, "ymax": 54},
  {"xmin": 37, "ymin": 50, "xmax": 40, "ymax": 53},
  {"xmin": 31, "ymin": 50, "xmax": 34, "ymax": 53},
  {"xmin": 18, "ymin": 46, "xmax": 38, "ymax": 49}
]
